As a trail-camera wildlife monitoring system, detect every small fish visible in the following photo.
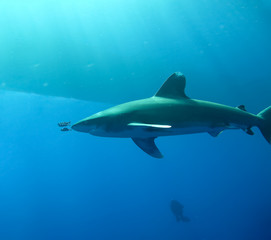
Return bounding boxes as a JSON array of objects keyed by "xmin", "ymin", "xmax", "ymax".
[
  {"xmin": 58, "ymin": 121, "xmax": 71, "ymax": 127},
  {"xmin": 61, "ymin": 127, "xmax": 72, "ymax": 132}
]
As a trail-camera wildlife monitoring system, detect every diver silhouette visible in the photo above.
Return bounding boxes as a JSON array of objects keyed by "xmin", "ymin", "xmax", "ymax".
[{"xmin": 170, "ymin": 200, "xmax": 190, "ymax": 222}]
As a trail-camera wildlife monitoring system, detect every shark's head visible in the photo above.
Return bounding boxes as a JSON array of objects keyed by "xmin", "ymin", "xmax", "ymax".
[
  {"xmin": 72, "ymin": 112, "xmax": 109, "ymax": 136},
  {"xmin": 71, "ymin": 107, "xmax": 126, "ymax": 137}
]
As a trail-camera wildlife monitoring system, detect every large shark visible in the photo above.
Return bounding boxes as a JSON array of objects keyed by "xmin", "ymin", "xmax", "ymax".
[{"xmin": 72, "ymin": 72, "xmax": 271, "ymax": 158}]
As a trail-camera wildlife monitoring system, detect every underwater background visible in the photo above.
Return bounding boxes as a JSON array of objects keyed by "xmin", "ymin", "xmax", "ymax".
[{"xmin": 1, "ymin": 0, "xmax": 271, "ymax": 239}]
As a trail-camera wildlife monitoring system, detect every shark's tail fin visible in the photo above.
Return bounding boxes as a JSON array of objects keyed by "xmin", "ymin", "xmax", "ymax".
[{"xmin": 258, "ymin": 106, "xmax": 271, "ymax": 144}]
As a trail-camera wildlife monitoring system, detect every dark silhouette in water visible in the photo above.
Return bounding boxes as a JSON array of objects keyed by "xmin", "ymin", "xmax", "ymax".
[{"xmin": 170, "ymin": 200, "xmax": 190, "ymax": 222}]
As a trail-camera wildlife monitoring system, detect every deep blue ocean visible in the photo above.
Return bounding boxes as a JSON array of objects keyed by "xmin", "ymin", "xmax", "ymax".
[{"xmin": 1, "ymin": 1, "xmax": 271, "ymax": 239}]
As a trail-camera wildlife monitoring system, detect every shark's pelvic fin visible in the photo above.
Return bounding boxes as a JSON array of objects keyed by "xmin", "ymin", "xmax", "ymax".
[
  {"xmin": 132, "ymin": 137, "xmax": 163, "ymax": 158},
  {"xmin": 155, "ymin": 72, "xmax": 189, "ymax": 99},
  {"xmin": 244, "ymin": 127, "xmax": 254, "ymax": 135},
  {"xmin": 208, "ymin": 129, "xmax": 224, "ymax": 137}
]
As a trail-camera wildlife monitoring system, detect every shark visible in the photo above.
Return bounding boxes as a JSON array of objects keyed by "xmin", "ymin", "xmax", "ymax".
[{"xmin": 72, "ymin": 72, "xmax": 271, "ymax": 158}]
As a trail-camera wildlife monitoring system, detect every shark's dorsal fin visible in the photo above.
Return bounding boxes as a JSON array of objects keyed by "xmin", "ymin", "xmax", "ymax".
[
  {"xmin": 236, "ymin": 105, "xmax": 246, "ymax": 111},
  {"xmin": 155, "ymin": 72, "xmax": 189, "ymax": 99},
  {"xmin": 132, "ymin": 138, "xmax": 163, "ymax": 158}
]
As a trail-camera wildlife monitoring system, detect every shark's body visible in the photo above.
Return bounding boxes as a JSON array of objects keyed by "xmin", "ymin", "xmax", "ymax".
[{"xmin": 72, "ymin": 72, "xmax": 271, "ymax": 158}]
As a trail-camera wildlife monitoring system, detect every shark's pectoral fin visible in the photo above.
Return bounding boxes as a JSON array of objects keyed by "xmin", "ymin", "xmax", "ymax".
[{"xmin": 132, "ymin": 137, "xmax": 163, "ymax": 158}]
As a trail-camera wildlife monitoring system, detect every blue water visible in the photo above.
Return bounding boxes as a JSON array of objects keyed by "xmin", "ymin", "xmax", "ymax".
[{"xmin": 1, "ymin": 1, "xmax": 271, "ymax": 240}]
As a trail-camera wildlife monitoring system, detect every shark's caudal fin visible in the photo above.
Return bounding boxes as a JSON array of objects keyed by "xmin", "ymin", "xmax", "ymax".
[
  {"xmin": 155, "ymin": 72, "xmax": 190, "ymax": 99},
  {"xmin": 258, "ymin": 106, "xmax": 271, "ymax": 143}
]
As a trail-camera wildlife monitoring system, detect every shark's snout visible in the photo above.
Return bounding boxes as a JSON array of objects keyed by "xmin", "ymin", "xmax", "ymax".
[
  {"xmin": 71, "ymin": 122, "xmax": 80, "ymax": 132},
  {"xmin": 72, "ymin": 117, "xmax": 100, "ymax": 134},
  {"xmin": 72, "ymin": 121, "xmax": 89, "ymax": 133}
]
